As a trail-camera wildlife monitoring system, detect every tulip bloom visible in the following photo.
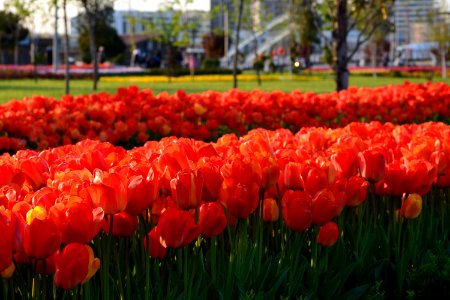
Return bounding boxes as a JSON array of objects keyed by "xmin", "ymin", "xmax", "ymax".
[
  {"xmin": 19, "ymin": 156, "xmax": 50, "ymax": 189},
  {"xmin": 54, "ymin": 243, "xmax": 100, "ymax": 290},
  {"xmin": 145, "ymin": 226, "xmax": 167, "ymax": 259},
  {"xmin": 311, "ymin": 189, "xmax": 339, "ymax": 226},
  {"xmin": 400, "ymin": 194, "xmax": 422, "ymax": 219},
  {"xmin": 331, "ymin": 148, "xmax": 358, "ymax": 178},
  {"xmin": 0, "ymin": 214, "xmax": 13, "ymax": 274},
  {"xmin": 157, "ymin": 207, "xmax": 201, "ymax": 248},
  {"xmin": 199, "ymin": 202, "xmax": 227, "ymax": 237},
  {"xmin": 345, "ymin": 176, "xmax": 369, "ymax": 207},
  {"xmin": 303, "ymin": 166, "xmax": 329, "ymax": 196},
  {"xmin": 283, "ymin": 162, "xmax": 304, "ymax": 190},
  {"xmin": 219, "ymin": 179, "xmax": 259, "ymax": 219},
  {"xmin": 102, "ymin": 212, "xmax": 138, "ymax": 237},
  {"xmin": 49, "ymin": 202, "xmax": 104, "ymax": 245},
  {"xmin": 24, "ymin": 206, "xmax": 62, "ymax": 259},
  {"xmin": 197, "ymin": 159, "xmax": 223, "ymax": 202},
  {"xmin": 85, "ymin": 169, "xmax": 127, "ymax": 215},
  {"xmin": 358, "ymin": 149, "xmax": 386, "ymax": 182},
  {"xmin": 125, "ymin": 167, "xmax": 160, "ymax": 216},
  {"xmin": 281, "ymin": 190, "xmax": 312, "ymax": 232},
  {"xmin": 263, "ymin": 198, "xmax": 279, "ymax": 222},
  {"xmin": 170, "ymin": 169, "xmax": 204, "ymax": 210},
  {"xmin": 317, "ymin": 222, "xmax": 339, "ymax": 247}
]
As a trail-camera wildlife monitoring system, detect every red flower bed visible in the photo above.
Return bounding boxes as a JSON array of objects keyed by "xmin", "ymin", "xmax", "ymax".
[
  {"xmin": 1, "ymin": 82, "xmax": 450, "ymax": 152},
  {"xmin": 1, "ymin": 121, "xmax": 449, "ymax": 271}
]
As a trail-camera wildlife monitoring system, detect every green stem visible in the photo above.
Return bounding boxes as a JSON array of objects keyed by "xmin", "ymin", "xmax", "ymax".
[
  {"xmin": 311, "ymin": 227, "xmax": 319, "ymax": 296},
  {"xmin": 2, "ymin": 277, "xmax": 7, "ymax": 300},
  {"xmin": 125, "ymin": 238, "xmax": 131, "ymax": 300},
  {"xmin": 211, "ymin": 236, "xmax": 217, "ymax": 282}
]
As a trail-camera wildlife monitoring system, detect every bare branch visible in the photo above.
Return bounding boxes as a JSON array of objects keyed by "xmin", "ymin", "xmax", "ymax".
[{"xmin": 345, "ymin": 21, "xmax": 380, "ymax": 64}]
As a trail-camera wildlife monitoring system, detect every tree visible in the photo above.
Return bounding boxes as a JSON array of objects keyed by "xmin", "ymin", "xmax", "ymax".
[
  {"xmin": 428, "ymin": 0, "xmax": 450, "ymax": 80},
  {"xmin": 289, "ymin": 0, "xmax": 321, "ymax": 69},
  {"xmin": 232, "ymin": 0, "xmax": 244, "ymax": 88},
  {"xmin": 62, "ymin": 0, "xmax": 70, "ymax": 94},
  {"xmin": 144, "ymin": 0, "xmax": 196, "ymax": 82},
  {"xmin": 319, "ymin": 0, "xmax": 395, "ymax": 91},
  {"xmin": 239, "ymin": 0, "xmax": 273, "ymax": 86},
  {"xmin": 202, "ymin": 32, "xmax": 225, "ymax": 58},
  {"xmin": 77, "ymin": 13, "xmax": 125, "ymax": 63},
  {"xmin": 4, "ymin": 1, "xmax": 36, "ymax": 65},
  {"xmin": 0, "ymin": 11, "xmax": 27, "ymax": 64},
  {"xmin": 77, "ymin": 0, "xmax": 115, "ymax": 91}
]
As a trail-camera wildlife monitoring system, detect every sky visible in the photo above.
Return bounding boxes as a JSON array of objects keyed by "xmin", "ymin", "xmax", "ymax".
[{"xmin": 0, "ymin": 0, "xmax": 210, "ymax": 34}]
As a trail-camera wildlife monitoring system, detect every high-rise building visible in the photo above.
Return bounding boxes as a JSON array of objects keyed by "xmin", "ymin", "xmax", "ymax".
[
  {"xmin": 393, "ymin": 0, "xmax": 438, "ymax": 45},
  {"xmin": 209, "ymin": 0, "xmax": 288, "ymax": 33}
]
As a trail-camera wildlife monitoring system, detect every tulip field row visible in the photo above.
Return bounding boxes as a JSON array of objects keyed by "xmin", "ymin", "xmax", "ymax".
[
  {"xmin": 1, "ymin": 119, "xmax": 449, "ymax": 298},
  {"xmin": 1, "ymin": 82, "xmax": 450, "ymax": 153}
]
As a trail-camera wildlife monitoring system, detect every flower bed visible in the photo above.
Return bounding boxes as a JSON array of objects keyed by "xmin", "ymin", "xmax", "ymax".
[
  {"xmin": 1, "ymin": 82, "xmax": 450, "ymax": 153},
  {"xmin": 1, "ymin": 122, "xmax": 449, "ymax": 298}
]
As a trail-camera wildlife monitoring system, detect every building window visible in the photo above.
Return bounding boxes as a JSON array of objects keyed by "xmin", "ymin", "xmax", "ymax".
[{"xmin": 122, "ymin": 20, "xmax": 127, "ymax": 34}]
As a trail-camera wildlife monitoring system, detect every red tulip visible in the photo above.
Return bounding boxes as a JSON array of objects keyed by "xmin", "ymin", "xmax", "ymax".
[
  {"xmin": 1, "ymin": 262, "xmax": 15, "ymax": 278},
  {"xmin": 317, "ymin": 221, "xmax": 339, "ymax": 247},
  {"xmin": 199, "ymin": 202, "xmax": 227, "ymax": 237},
  {"xmin": 33, "ymin": 253, "xmax": 57, "ymax": 275},
  {"xmin": 0, "ymin": 164, "xmax": 16, "ymax": 188},
  {"xmin": 430, "ymin": 150, "xmax": 450, "ymax": 176},
  {"xmin": 24, "ymin": 206, "xmax": 62, "ymax": 259},
  {"xmin": 263, "ymin": 198, "xmax": 279, "ymax": 222},
  {"xmin": 358, "ymin": 149, "xmax": 386, "ymax": 182},
  {"xmin": 282, "ymin": 162, "xmax": 304, "ymax": 190},
  {"xmin": 400, "ymin": 193, "xmax": 422, "ymax": 219},
  {"xmin": 404, "ymin": 159, "xmax": 437, "ymax": 196},
  {"xmin": 170, "ymin": 169, "xmax": 204, "ymax": 210},
  {"xmin": 145, "ymin": 226, "xmax": 167, "ymax": 259},
  {"xmin": 102, "ymin": 212, "xmax": 138, "ymax": 237},
  {"xmin": 125, "ymin": 166, "xmax": 160, "ymax": 215},
  {"xmin": 303, "ymin": 166, "xmax": 329, "ymax": 196},
  {"xmin": 311, "ymin": 189, "xmax": 339, "ymax": 226},
  {"xmin": 281, "ymin": 190, "xmax": 312, "ymax": 232},
  {"xmin": 0, "ymin": 185, "xmax": 17, "ymax": 207},
  {"xmin": 157, "ymin": 207, "xmax": 201, "ymax": 248},
  {"xmin": 219, "ymin": 179, "xmax": 259, "ymax": 219},
  {"xmin": 85, "ymin": 169, "xmax": 127, "ymax": 214},
  {"xmin": 54, "ymin": 243, "xmax": 100, "ymax": 290},
  {"xmin": 345, "ymin": 176, "xmax": 369, "ymax": 207},
  {"xmin": 19, "ymin": 156, "xmax": 50, "ymax": 189},
  {"xmin": 0, "ymin": 210, "xmax": 13, "ymax": 274},
  {"xmin": 197, "ymin": 158, "xmax": 223, "ymax": 202},
  {"xmin": 49, "ymin": 202, "xmax": 104, "ymax": 245},
  {"xmin": 331, "ymin": 148, "xmax": 358, "ymax": 178}
]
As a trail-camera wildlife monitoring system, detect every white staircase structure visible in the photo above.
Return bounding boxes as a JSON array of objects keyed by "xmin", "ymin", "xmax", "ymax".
[{"xmin": 221, "ymin": 13, "xmax": 290, "ymax": 69}]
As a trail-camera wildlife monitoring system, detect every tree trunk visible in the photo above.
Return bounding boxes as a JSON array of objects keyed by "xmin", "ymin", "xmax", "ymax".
[
  {"xmin": 334, "ymin": 0, "xmax": 349, "ymax": 91},
  {"xmin": 253, "ymin": 33, "xmax": 261, "ymax": 86},
  {"xmin": 14, "ymin": 27, "xmax": 19, "ymax": 65},
  {"xmin": 63, "ymin": 0, "xmax": 70, "ymax": 94},
  {"xmin": 233, "ymin": 0, "xmax": 244, "ymax": 89},
  {"xmin": 167, "ymin": 43, "xmax": 173, "ymax": 83},
  {"xmin": 84, "ymin": 5, "xmax": 98, "ymax": 91},
  {"xmin": 0, "ymin": 38, "xmax": 3, "ymax": 64}
]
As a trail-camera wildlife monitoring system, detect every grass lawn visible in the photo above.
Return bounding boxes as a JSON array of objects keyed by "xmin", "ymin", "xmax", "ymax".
[{"xmin": 1, "ymin": 74, "xmax": 449, "ymax": 104}]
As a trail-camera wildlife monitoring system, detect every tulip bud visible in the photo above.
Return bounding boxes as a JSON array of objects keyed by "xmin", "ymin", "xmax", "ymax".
[
  {"xmin": 358, "ymin": 149, "xmax": 386, "ymax": 182},
  {"xmin": 54, "ymin": 243, "xmax": 100, "ymax": 290},
  {"xmin": 263, "ymin": 198, "xmax": 279, "ymax": 222},
  {"xmin": 199, "ymin": 202, "xmax": 227, "ymax": 237},
  {"xmin": 281, "ymin": 190, "xmax": 312, "ymax": 232},
  {"xmin": 317, "ymin": 222, "xmax": 339, "ymax": 247},
  {"xmin": 400, "ymin": 194, "xmax": 422, "ymax": 219},
  {"xmin": 170, "ymin": 169, "xmax": 204, "ymax": 210}
]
